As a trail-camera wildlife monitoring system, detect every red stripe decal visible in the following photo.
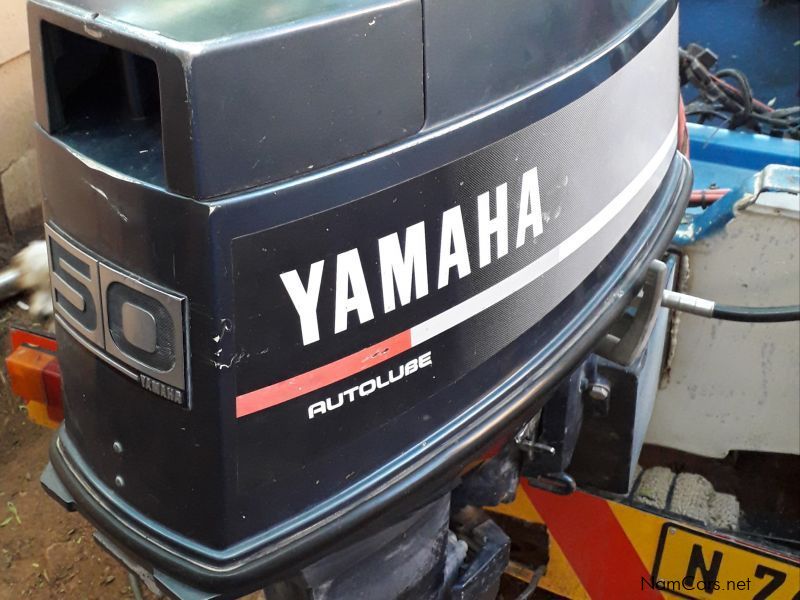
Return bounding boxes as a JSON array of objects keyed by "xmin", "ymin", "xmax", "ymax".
[
  {"xmin": 236, "ymin": 330, "xmax": 413, "ymax": 417},
  {"xmin": 522, "ymin": 480, "xmax": 660, "ymax": 599}
]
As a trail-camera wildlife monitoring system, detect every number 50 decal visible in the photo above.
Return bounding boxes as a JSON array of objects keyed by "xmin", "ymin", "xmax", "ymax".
[{"xmin": 45, "ymin": 224, "xmax": 188, "ymax": 405}]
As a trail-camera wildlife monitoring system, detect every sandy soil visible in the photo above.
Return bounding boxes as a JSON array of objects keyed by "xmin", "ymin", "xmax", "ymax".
[
  {"xmin": 0, "ymin": 234, "xmax": 269, "ymax": 599},
  {"xmin": 0, "ymin": 298, "xmax": 155, "ymax": 599}
]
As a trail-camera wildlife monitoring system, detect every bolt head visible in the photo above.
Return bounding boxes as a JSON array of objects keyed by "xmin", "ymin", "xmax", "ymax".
[
  {"xmin": 112, "ymin": 442, "xmax": 123, "ymax": 454},
  {"xmin": 114, "ymin": 475, "xmax": 125, "ymax": 488},
  {"xmin": 588, "ymin": 383, "xmax": 610, "ymax": 401}
]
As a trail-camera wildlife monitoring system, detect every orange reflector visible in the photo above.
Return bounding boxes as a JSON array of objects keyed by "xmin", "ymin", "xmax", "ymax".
[
  {"xmin": 5, "ymin": 343, "xmax": 63, "ymax": 429},
  {"xmin": 42, "ymin": 359, "xmax": 64, "ymax": 422},
  {"xmin": 6, "ymin": 346, "xmax": 51, "ymax": 404},
  {"xmin": 24, "ymin": 400, "xmax": 61, "ymax": 429}
]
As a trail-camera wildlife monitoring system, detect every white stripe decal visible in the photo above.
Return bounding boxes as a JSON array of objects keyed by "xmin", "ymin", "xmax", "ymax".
[
  {"xmin": 236, "ymin": 120, "xmax": 677, "ymax": 416},
  {"xmin": 410, "ymin": 120, "xmax": 677, "ymax": 346}
]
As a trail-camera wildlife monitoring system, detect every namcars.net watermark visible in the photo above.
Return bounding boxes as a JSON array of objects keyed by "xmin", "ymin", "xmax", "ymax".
[{"xmin": 642, "ymin": 576, "xmax": 754, "ymax": 593}]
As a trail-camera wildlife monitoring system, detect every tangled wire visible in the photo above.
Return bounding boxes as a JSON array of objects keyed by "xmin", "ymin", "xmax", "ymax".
[{"xmin": 679, "ymin": 43, "xmax": 799, "ymax": 139}]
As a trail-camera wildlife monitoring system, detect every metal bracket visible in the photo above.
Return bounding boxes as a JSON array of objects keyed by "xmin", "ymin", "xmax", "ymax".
[
  {"xmin": 674, "ymin": 164, "xmax": 800, "ymax": 246},
  {"xmin": 595, "ymin": 260, "xmax": 668, "ymax": 366},
  {"xmin": 526, "ymin": 472, "xmax": 577, "ymax": 496}
]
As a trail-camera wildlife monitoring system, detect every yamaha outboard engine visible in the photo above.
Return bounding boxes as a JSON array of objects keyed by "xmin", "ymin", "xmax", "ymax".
[{"xmin": 31, "ymin": 0, "xmax": 690, "ymax": 597}]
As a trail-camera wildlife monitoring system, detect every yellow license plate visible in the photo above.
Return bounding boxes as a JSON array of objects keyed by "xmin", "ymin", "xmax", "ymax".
[{"xmin": 651, "ymin": 524, "xmax": 800, "ymax": 599}]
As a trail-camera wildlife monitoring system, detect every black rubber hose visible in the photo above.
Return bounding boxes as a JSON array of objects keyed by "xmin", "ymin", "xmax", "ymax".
[{"xmin": 712, "ymin": 304, "xmax": 800, "ymax": 323}]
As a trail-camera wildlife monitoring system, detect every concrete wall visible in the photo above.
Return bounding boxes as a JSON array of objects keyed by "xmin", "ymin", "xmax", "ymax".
[{"xmin": 0, "ymin": 0, "xmax": 42, "ymax": 243}]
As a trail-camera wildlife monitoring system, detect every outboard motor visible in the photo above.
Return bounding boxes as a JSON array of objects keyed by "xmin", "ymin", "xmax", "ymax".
[{"xmin": 30, "ymin": 0, "xmax": 690, "ymax": 597}]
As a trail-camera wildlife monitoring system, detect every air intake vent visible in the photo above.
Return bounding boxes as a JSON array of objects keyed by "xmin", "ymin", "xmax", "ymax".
[{"xmin": 41, "ymin": 22, "xmax": 164, "ymax": 184}]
